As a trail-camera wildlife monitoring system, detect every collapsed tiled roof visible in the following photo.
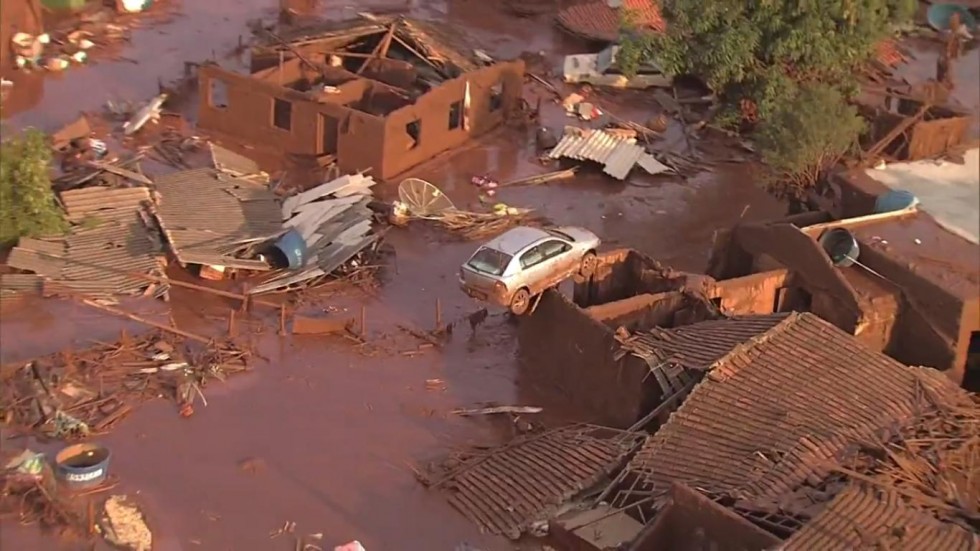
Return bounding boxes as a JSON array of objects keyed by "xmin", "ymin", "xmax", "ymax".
[
  {"xmin": 782, "ymin": 485, "xmax": 977, "ymax": 550},
  {"xmin": 624, "ymin": 312, "xmax": 968, "ymax": 500},
  {"xmin": 556, "ymin": 0, "xmax": 665, "ymax": 42},
  {"xmin": 153, "ymin": 168, "xmax": 282, "ymax": 270},
  {"xmin": 427, "ymin": 424, "xmax": 644, "ymax": 539}
]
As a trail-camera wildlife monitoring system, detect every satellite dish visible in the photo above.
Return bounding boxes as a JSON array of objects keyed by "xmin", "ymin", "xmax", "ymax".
[{"xmin": 398, "ymin": 178, "xmax": 456, "ymax": 216}]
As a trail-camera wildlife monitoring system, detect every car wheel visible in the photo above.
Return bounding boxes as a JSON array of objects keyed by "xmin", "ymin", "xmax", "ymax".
[
  {"xmin": 510, "ymin": 288, "xmax": 532, "ymax": 316},
  {"xmin": 579, "ymin": 252, "xmax": 598, "ymax": 278}
]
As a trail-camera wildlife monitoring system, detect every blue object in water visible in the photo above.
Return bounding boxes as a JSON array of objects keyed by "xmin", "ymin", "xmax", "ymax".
[
  {"xmin": 55, "ymin": 443, "xmax": 111, "ymax": 491},
  {"xmin": 274, "ymin": 228, "xmax": 308, "ymax": 269},
  {"xmin": 818, "ymin": 228, "xmax": 860, "ymax": 268},
  {"xmin": 927, "ymin": 4, "xmax": 978, "ymax": 32},
  {"xmin": 874, "ymin": 189, "xmax": 919, "ymax": 213}
]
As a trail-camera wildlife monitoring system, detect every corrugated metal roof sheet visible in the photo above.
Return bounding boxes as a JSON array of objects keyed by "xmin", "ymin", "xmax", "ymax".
[
  {"xmin": 433, "ymin": 424, "xmax": 645, "ymax": 539},
  {"xmin": 153, "ymin": 168, "xmax": 282, "ymax": 269},
  {"xmin": 0, "ymin": 273, "xmax": 43, "ymax": 302},
  {"xmin": 210, "ymin": 143, "xmax": 268, "ymax": 183},
  {"xmin": 782, "ymin": 484, "xmax": 977, "ymax": 550},
  {"xmin": 59, "ymin": 187, "xmax": 151, "ymax": 223},
  {"xmin": 6, "ymin": 193, "xmax": 165, "ymax": 297},
  {"xmin": 249, "ymin": 174, "xmax": 377, "ymax": 294},
  {"xmin": 549, "ymin": 130, "xmax": 646, "ymax": 180},
  {"xmin": 624, "ymin": 312, "xmax": 968, "ymax": 501}
]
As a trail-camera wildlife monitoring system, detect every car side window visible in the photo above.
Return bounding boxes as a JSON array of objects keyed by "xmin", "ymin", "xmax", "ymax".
[
  {"xmin": 519, "ymin": 246, "xmax": 545, "ymax": 269},
  {"xmin": 539, "ymin": 239, "xmax": 570, "ymax": 259}
]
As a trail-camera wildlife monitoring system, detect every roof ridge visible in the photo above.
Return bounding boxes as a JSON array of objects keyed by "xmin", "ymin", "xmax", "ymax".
[{"xmin": 705, "ymin": 312, "xmax": 803, "ymax": 382}]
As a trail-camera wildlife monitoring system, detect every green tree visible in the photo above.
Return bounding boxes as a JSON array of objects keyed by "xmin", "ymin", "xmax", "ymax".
[
  {"xmin": 755, "ymin": 84, "xmax": 866, "ymax": 200},
  {"xmin": 0, "ymin": 129, "xmax": 67, "ymax": 246},
  {"xmin": 619, "ymin": 0, "xmax": 915, "ymax": 121}
]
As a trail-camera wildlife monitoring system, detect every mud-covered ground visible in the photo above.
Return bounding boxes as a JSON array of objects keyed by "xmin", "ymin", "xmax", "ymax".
[{"xmin": 2, "ymin": 1, "xmax": 973, "ymax": 550}]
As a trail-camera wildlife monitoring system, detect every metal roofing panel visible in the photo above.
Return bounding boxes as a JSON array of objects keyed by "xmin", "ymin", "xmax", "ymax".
[
  {"xmin": 549, "ymin": 131, "xmax": 644, "ymax": 180},
  {"xmin": 59, "ymin": 187, "xmax": 151, "ymax": 222},
  {"xmin": 623, "ymin": 313, "xmax": 970, "ymax": 501},
  {"xmin": 210, "ymin": 143, "xmax": 267, "ymax": 182},
  {"xmin": 154, "ymin": 168, "xmax": 281, "ymax": 267},
  {"xmin": 782, "ymin": 485, "xmax": 977, "ymax": 550}
]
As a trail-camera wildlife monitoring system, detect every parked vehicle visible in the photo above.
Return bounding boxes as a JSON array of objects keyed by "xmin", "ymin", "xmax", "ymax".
[
  {"xmin": 562, "ymin": 45, "xmax": 672, "ymax": 89},
  {"xmin": 459, "ymin": 226, "xmax": 601, "ymax": 315}
]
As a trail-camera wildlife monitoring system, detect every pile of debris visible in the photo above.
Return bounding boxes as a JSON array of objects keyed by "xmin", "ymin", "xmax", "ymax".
[
  {"xmin": 248, "ymin": 172, "xmax": 380, "ymax": 295},
  {"xmin": 392, "ymin": 178, "xmax": 540, "ymax": 240},
  {"xmin": 0, "ymin": 330, "xmax": 250, "ymax": 439}
]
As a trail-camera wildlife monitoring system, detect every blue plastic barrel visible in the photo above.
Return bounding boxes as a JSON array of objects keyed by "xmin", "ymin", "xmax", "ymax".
[
  {"xmin": 874, "ymin": 190, "xmax": 919, "ymax": 213},
  {"xmin": 274, "ymin": 229, "xmax": 307, "ymax": 269},
  {"xmin": 927, "ymin": 4, "xmax": 978, "ymax": 32},
  {"xmin": 55, "ymin": 443, "xmax": 111, "ymax": 491},
  {"xmin": 818, "ymin": 228, "xmax": 860, "ymax": 268}
]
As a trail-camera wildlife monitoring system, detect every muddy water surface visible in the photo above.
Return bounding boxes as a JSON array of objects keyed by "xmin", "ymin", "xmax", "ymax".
[{"xmin": 2, "ymin": 1, "xmax": 784, "ymax": 550}]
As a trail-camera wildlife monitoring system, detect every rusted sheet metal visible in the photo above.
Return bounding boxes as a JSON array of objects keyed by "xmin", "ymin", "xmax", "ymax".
[
  {"xmin": 210, "ymin": 143, "xmax": 268, "ymax": 183},
  {"xmin": 59, "ymin": 186, "xmax": 151, "ymax": 223},
  {"xmin": 153, "ymin": 168, "xmax": 282, "ymax": 270},
  {"xmin": 548, "ymin": 130, "xmax": 646, "ymax": 180},
  {"xmin": 622, "ymin": 312, "xmax": 970, "ymax": 501},
  {"xmin": 434, "ymin": 424, "xmax": 644, "ymax": 539},
  {"xmin": 292, "ymin": 314, "xmax": 353, "ymax": 335},
  {"xmin": 782, "ymin": 485, "xmax": 977, "ymax": 550}
]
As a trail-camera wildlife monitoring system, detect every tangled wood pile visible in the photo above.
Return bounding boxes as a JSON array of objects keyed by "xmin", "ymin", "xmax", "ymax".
[
  {"xmin": 417, "ymin": 208, "xmax": 541, "ymax": 240},
  {"xmin": 0, "ymin": 330, "xmax": 250, "ymax": 439},
  {"xmin": 836, "ymin": 384, "xmax": 980, "ymax": 530},
  {"xmin": 0, "ymin": 459, "xmax": 97, "ymax": 540}
]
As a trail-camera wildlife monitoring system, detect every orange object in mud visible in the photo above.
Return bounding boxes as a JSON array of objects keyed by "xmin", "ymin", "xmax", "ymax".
[{"xmin": 179, "ymin": 403, "xmax": 194, "ymax": 417}]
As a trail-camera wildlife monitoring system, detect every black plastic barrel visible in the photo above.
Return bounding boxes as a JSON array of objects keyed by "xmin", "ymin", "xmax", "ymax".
[{"xmin": 818, "ymin": 228, "xmax": 860, "ymax": 267}]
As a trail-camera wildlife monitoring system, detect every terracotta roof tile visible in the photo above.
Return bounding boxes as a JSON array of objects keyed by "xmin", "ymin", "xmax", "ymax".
[
  {"xmin": 556, "ymin": 0, "xmax": 665, "ymax": 42},
  {"xmin": 624, "ymin": 312, "xmax": 968, "ymax": 499},
  {"xmin": 783, "ymin": 484, "xmax": 977, "ymax": 550},
  {"xmin": 875, "ymin": 38, "xmax": 904, "ymax": 67}
]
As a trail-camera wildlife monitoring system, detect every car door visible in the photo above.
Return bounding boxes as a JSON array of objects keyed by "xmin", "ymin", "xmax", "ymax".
[
  {"xmin": 536, "ymin": 239, "xmax": 575, "ymax": 289},
  {"xmin": 517, "ymin": 244, "xmax": 551, "ymax": 295}
]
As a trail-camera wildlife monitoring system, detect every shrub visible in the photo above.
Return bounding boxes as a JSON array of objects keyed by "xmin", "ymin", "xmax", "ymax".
[{"xmin": 0, "ymin": 129, "xmax": 67, "ymax": 246}]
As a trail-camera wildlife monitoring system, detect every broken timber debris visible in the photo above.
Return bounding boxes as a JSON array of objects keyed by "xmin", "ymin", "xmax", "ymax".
[{"xmin": 0, "ymin": 330, "xmax": 249, "ymax": 439}]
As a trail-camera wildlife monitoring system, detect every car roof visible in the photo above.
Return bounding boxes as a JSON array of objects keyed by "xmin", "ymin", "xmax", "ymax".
[{"xmin": 483, "ymin": 226, "xmax": 552, "ymax": 255}]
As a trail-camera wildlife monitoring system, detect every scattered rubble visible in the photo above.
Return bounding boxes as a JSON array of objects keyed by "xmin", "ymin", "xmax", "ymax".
[{"xmin": 0, "ymin": 330, "xmax": 249, "ymax": 438}]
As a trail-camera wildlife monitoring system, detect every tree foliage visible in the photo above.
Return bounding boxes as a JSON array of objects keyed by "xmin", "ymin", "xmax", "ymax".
[
  {"xmin": 0, "ymin": 129, "xmax": 66, "ymax": 246},
  {"xmin": 755, "ymin": 84, "xmax": 866, "ymax": 199},
  {"xmin": 620, "ymin": 0, "xmax": 915, "ymax": 119}
]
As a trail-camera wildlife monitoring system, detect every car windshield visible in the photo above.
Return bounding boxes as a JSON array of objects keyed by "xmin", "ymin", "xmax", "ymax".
[
  {"xmin": 546, "ymin": 229, "xmax": 575, "ymax": 242},
  {"xmin": 467, "ymin": 247, "xmax": 512, "ymax": 276}
]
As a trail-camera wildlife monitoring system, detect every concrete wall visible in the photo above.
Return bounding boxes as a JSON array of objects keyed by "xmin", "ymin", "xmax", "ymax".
[
  {"xmin": 517, "ymin": 290, "xmax": 655, "ymax": 428},
  {"xmin": 709, "ymin": 270, "xmax": 789, "ymax": 315},
  {"xmin": 632, "ymin": 484, "xmax": 781, "ymax": 551},
  {"xmin": 380, "ymin": 60, "xmax": 525, "ymax": 179},
  {"xmin": 197, "ymin": 64, "xmax": 386, "ymax": 175}
]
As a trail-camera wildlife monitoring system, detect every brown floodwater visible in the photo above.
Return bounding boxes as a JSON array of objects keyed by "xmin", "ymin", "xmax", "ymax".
[{"xmin": 0, "ymin": 1, "xmax": 790, "ymax": 550}]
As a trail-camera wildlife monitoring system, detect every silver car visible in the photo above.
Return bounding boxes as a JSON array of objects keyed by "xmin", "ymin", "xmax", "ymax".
[{"xmin": 459, "ymin": 225, "xmax": 601, "ymax": 315}]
